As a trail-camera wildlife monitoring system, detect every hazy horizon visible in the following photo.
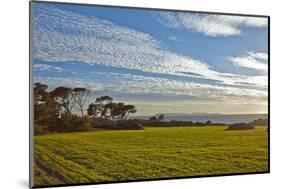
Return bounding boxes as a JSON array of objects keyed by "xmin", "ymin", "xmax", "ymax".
[
  {"xmin": 33, "ymin": 3, "xmax": 268, "ymax": 115},
  {"xmin": 132, "ymin": 112, "xmax": 268, "ymax": 116}
]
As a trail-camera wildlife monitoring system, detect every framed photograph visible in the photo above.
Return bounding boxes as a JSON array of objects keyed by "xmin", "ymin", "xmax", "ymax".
[{"xmin": 30, "ymin": 1, "xmax": 269, "ymax": 188}]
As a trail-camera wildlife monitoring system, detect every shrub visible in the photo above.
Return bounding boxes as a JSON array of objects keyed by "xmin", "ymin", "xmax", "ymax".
[
  {"xmin": 249, "ymin": 118, "xmax": 268, "ymax": 126},
  {"xmin": 34, "ymin": 124, "xmax": 50, "ymax": 135},
  {"xmin": 114, "ymin": 120, "xmax": 144, "ymax": 130},
  {"xmin": 195, "ymin": 122, "xmax": 205, "ymax": 126},
  {"xmin": 53, "ymin": 114, "xmax": 93, "ymax": 132},
  {"xmin": 93, "ymin": 118, "xmax": 115, "ymax": 129},
  {"xmin": 93, "ymin": 119, "xmax": 143, "ymax": 130},
  {"xmin": 227, "ymin": 123, "xmax": 255, "ymax": 130},
  {"xmin": 69, "ymin": 116, "xmax": 93, "ymax": 132}
]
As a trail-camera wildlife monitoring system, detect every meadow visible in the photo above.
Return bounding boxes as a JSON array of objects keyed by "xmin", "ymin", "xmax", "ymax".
[{"xmin": 34, "ymin": 126, "xmax": 268, "ymax": 186}]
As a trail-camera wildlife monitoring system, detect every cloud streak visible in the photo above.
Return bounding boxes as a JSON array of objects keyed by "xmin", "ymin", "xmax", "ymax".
[
  {"xmin": 168, "ymin": 36, "xmax": 180, "ymax": 42},
  {"xmin": 33, "ymin": 4, "xmax": 267, "ymax": 89},
  {"xmin": 33, "ymin": 3, "xmax": 268, "ymax": 116},
  {"xmin": 156, "ymin": 12, "xmax": 267, "ymax": 37},
  {"xmin": 34, "ymin": 64, "xmax": 64, "ymax": 72},
  {"xmin": 35, "ymin": 72, "xmax": 267, "ymax": 105},
  {"xmin": 102, "ymin": 73, "xmax": 267, "ymax": 103},
  {"xmin": 35, "ymin": 76, "xmax": 102, "ymax": 92},
  {"xmin": 227, "ymin": 52, "xmax": 268, "ymax": 71}
]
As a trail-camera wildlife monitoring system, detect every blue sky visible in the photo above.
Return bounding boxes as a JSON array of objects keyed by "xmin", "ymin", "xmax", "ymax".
[{"xmin": 32, "ymin": 2, "xmax": 268, "ymax": 116}]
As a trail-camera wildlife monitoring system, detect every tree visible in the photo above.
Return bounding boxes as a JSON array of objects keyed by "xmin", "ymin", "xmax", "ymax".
[
  {"xmin": 95, "ymin": 96, "xmax": 113, "ymax": 105},
  {"xmin": 103, "ymin": 102, "xmax": 137, "ymax": 120},
  {"xmin": 149, "ymin": 114, "xmax": 164, "ymax": 122},
  {"xmin": 50, "ymin": 86, "xmax": 73, "ymax": 115},
  {"xmin": 107, "ymin": 102, "xmax": 124, "ymax": 120},
  {"xmin": 72, "ymin": 87, "xmax": 89, "ymax": 117},
  {"xmin": 149, "ymin": 116, "xmax": 157, "ymax": 121},
  {"xmin": 34, "ymin": 82, "xmax": 48, "ymax": 104},
  {"xmin": 87, "ymin": 103, "xmax": 101, "ymax": 118},
  {"xmin": 158, "ymin": 114, "xmax": 165, "ymax": 121},
  {"xmin": 87, "ymin": 96, "xmax": 137, "ymax": 120},
  {"xmin": 95, "ymin": 96, "xmax": 113, "ymax": 118},
  {"xmin": 121, "ymin": 104, "xmax": 137, "ymax": 119},
  {"xmin": 34, "ymin": 83, "xmax": 58, "ymax": 128}
]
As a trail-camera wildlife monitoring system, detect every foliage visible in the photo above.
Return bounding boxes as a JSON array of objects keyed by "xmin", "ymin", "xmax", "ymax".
[
  {"xmin": 149, "ymin": 114, "xmax": 165, "ymax": 121},
  {"xmin": 34, "ymin": 125, "xmax": 50, "ymax": 135},
  {"xmin": 92, "ymin": 119, "xmax": 143, "ymax": 130},
  {"xmin": 91, "ymin": 118, "xmax": 115, "ymax": 129},
  {"xmin": 227, "ymin": 123, "xmax": 255, "ymax": 130},
  {"xmin": 114, "ymin": 120, "xmax": 143, "ymax": 130},
  {"xmin": 72, "ymin": 87, "xmax": 89, "ymax": 117},
  {"xmin": 54, "ymin": 113, "xmax": 93, "ymax": 132},
  {"xmin": 34, "ymin": 83, "xmax": 138, "ymax": 134},
  {"xmin": 34, "ymin": 84, "xmax": 59, "ymax": 128},
  {"xmin": 87, "ymin": 97, "xmax": 136, "ymax": 120},
  {"xmin": 50, "ymin": 86, "xmax": 73, "ymax": 114},
  {"xmin": 139, "ymin": 119, "xmax": 226, "ymax": 127},
  {"xmin": 249, "ymin": 118, "xmax": 268, "ymax": 126}
]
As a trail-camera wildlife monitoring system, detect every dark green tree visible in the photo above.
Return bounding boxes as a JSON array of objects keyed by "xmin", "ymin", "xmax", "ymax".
[
  {"xmin": 50, "ymin": 86, "xmax": 73, "ymax": 115},
  {"xmin": 158, "ymin": 114, "xmax": 165, "ymax": 121},
  {"xmin": 34, "ymin": 82, "xmax": 48, "ymax": 104},
  {"xmin": 87, "ymin": 103, "xmax": 101, "ymax": 118},
  {"xmin": 95, "ymin": 96, "xmax": 113, "ymax": 118},
  {"xmin": 34, "ymin": 83, "xmax": 58, "ymax": 128},
  {"xmin": 121, "ymin": 104, "xmax": 137, "ymax": 119},
  {"xmin": 106, "ymin": 102, "xmax": 136, "ymax": 120}
]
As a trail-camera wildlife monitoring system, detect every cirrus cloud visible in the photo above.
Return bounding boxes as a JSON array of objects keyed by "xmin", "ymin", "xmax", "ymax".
[
  {"xmin": 156, "ymin": 12, "xmax": 268, "ymax": 37},
  {"xmin": 35, "ymin": 76, "xmax": 102, "ymax": 92},
  {"xmin": 33, "ymin": 4, "xmax": 267, "ymax": 89},
  {"xmin": 34, "ymin": 64, "xmax": 64, "ymax": 72},
  {"xmin": 35, "ymin": 72, "xmax": 267, "ymax": 105},
  {"xmin": 227, "ymin": 51, "xmax": 268, "ymax": 71}
]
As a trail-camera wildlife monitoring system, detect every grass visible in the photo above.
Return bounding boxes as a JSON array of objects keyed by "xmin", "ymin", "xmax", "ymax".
[{"xmin": 34, "ymin": 126, "xmax": 268, "ymax": 186}]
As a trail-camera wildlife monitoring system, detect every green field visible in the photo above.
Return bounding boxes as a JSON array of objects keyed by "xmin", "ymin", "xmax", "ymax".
[{"xmin": 34, "ymin": 126, "xmax": 268, "ymax": 186}]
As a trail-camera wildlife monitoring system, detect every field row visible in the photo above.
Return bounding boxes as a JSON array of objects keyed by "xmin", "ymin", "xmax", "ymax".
[{"xmin": 34, "ymin": 126, "xmax": 268, "ymax": 186}]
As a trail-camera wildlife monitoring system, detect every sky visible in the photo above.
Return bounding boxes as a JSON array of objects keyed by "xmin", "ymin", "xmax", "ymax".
[{"xmin": 32, "ymin": 2, "xmax": 268, "ymax": 116}]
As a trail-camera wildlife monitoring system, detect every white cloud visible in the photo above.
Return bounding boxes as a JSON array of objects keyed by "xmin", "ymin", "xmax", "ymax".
[
  {"xmin": 156, "ymin": 12, "xmax": 267, "ymax": 37},
  {"xmin": 94, "ymin": 72, "xmax": 267, "ymax": 104},
  {"xmin": 227, "ymin": 52, "xmax": 268, "ymax": 71},
  {"xmin": 35, "ymin": 73, "xmax": 268, "ymax": 115},
  {"xmin": 35, "ymin": 76, "xmax": 102, "ymax": 92},
  {"xmin": 35, "ymin": 72, "xmax": 267, "ymax": 105},
  {"xmin": 168, "ymin": 36, "xmax": 180, "ymax": 42},
  {"xmin": 33, "ymin": 5, "xmax": 268, "ymax": 90},
  {"xmin": 34, "ymin": 64, "xmax": 64, "ymax": 72}
]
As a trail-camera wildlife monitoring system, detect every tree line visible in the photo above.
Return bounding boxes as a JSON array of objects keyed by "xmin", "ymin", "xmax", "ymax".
[{"xmin": 34, "ymin": 83, "xmax": 138, "ymax": 134}]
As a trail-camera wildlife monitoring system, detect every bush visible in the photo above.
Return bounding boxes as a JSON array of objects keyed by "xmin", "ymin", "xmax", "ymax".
[
  {"xmin": 114, "ymin": 120, "xmax": 144, "ymax": 130},
  {"xmin": 70, "ymin": 116, "xmax": 93, "ymax": 132},
  {"xmin": 137, "ymin": 119, "xmax": 227, "ymax": 127},
  {"xmin": 34, "ymin": 124, "xmax": 50, "ymax": 135},
  {"xmin": 227, "ymin": 123, "xmax": 255, "ymax": 130},
  {"xmin": 249, "ymin": 118, "xmax": 268, "ymax": 126},
  {"xmin": 94, "ymin": 118, "xmax": 143, "ymax": 130},
  {"xmin": 93, "ymin": 119, "xmax": 143, "ymax": 130},
  {"xmin": 195, "ymin": 122, "xmax": 206, "ymax": 126},
  {"xmin": 93, "ymin": 118, "xmax": 115, "ymax": 129},
  {"xmin": 53, "ymin": 114, "xmax": 93, "ymax": 132}
]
